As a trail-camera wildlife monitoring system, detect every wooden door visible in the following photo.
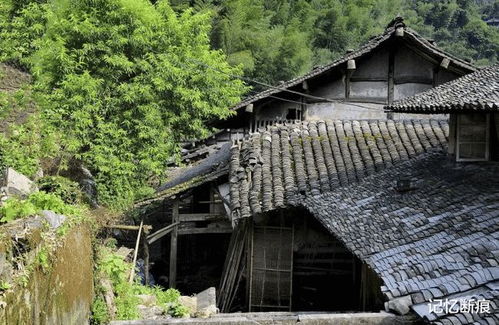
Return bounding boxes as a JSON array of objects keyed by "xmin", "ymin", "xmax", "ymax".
[{"xmin": 249, "ymin": 225, "xmax": 294, "ymax": 311}]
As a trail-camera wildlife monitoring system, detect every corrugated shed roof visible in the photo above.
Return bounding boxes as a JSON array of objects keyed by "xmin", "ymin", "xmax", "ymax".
[
  {"xmin": 386, "ymin": 64, "xmax": 499, "ymax": 113},
  {"xmin": 230, "ymin": 17, "xmax": 476, "ymax": 112}
]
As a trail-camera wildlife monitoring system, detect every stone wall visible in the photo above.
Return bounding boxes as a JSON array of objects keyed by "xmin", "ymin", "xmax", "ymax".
[{"xmin": 0, "ymin": 220, "xmax": 93, "ymax": 324}]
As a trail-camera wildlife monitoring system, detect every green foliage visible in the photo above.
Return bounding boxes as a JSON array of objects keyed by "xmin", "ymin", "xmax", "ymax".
[
  {"xmin": 133, "ymin": 285, "xmax": 189, "ymax": 317},
  {"xmin": 0, "ymin": 191, "xmax": 83, "ymax": 223},
  {"xmin": 37, "ymin": 176, "xmax": 82, "ymax": 205},
  {"xmin": 0, "ymin": 0, "xmax": 49, "ymax": 68},
  {"xmin": 0, "ymin": 280, "xmax": 11, "ymax": 291},
  {"xmin": 0, "ymin": 0, "xmax": 247, "ymax": 210},
  {"xmin": 0, "ymin": 89, "xmax": 59, "ymax": 178},
  {"xmin": 90, "ymin": 296, "xmax": 110, "ymax": 325},
  {"xmin": 174, "ymin": 0, "xmax": 498, "ymax": 88},
  {"xmin": 35, "ymin": 247, "xmax": 50, "ymax": 272},
  {"xmin": 167, "ymin": 299, "xmax": 190, "ymax": 318},
  {"xmin": 92, "ymin": 245, "xmax": 189, "ymax": 323}
]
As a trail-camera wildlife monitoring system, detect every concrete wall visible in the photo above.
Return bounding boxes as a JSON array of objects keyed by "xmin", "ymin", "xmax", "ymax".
[
  {"xmin": 305, "ymin": 102, "xmax": 387, "ymax": 120},
  {"xmin": 0, "ymin": 220, "xmax": 93, "ymax": 325}
]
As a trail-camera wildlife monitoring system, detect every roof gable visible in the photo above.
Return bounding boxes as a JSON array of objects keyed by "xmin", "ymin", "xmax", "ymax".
[{"xmin": 230, "ymin": 18, "xmax": 476, "ymax": 112}]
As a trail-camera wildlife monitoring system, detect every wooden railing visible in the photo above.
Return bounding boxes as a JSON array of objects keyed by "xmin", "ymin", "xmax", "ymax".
[{"xmin": 251, "ymin": 118, "xmax": 302, "ymax": 132}]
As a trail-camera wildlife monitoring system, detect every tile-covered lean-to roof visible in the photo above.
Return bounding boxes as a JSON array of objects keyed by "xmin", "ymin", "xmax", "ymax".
[
  {"xmin": 134, "ymin": 142, "xmax": 231, "ymax": 208},
  {"xmin": 386, "ymin": 64, "xmax": 499, "ymax": 113},
  {"xmin": 303, "ymin": 152, "xmax": 499, "ymax": 324},
  {"xmin": 229, "ymin": 119, "xmax": 448, "ymax": 219},
  {"xmin": 230, "ymin": 17, "xmax": 476, "ymax": 112}
]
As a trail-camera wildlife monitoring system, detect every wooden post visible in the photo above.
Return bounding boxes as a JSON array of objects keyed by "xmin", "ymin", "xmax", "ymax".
[
  {"xmin": 129, "ymin": 220, "xmax": 143, "ymax": 283},
  {"xmin": 169, "ymin": 199, "xmax": 179, "ymax": 288},
  {"xmin": 143, "ymin": 233, "xmax": 150, "ymax": 285},
  {"xmin": 247, "ymin": 220, "xmax": 253, "ymax": 312},
  {"xmin": 387, "ymin": 48, "xmax": 395, "ymax": 120}
]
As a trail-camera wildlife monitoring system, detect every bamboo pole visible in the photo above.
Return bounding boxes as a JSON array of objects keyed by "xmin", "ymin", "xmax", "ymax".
[
  {"xmin": 129, "ymin": 220, "xmax": 144, "ymax": 284},
  {"xmin": 104, "ymin": 224, "xmax": 151, "ymax": 233}
]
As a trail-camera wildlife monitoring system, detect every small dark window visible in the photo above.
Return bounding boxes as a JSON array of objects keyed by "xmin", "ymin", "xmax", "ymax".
[
  {"xmin": 286, "ymin": 108, "xmax": 300, "ymax": 120},
  {"xmin": 457, "ymin": 114, "xmax": 489, "ymax": 161}
]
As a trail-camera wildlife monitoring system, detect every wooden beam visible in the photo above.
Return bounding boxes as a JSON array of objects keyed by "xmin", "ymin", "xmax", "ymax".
[
  {"xmin": 349, "ymin": 77, "xmax": 388, "ymax": 82},
  {"xmin": 345, "ymin": 70, "xmax": 353, "ymax": 99},
  {"xmin": 440, "ymin": 57, "xmax": 450, "ymax": 69},
  {"xmin": 387, "ymin": 47, "xmax": 395, "ymax": 119},
  {"xmin": 146, "ymin": 222, "xmax": 179, "ymax": 244},
  {"xmin": 104, "ymin": 224, "xmax": 152, "ymax": 233},
  {"xmin": 178, "ymin": 213, "xmax": 226, "ymax": 222},
  {"xmin": 347, "ymin": 59, "xmax": 356, "ymax": 70},
  {"xmin": 395, "ymin": 26, "xmax": 404, "ymax": 37},
  {"xmin": 393, "ymin": 76, "xmax": 433, "ymax": 85},
  {"xmin": 178, "ymin": 226, "xmax": 232, "ymax": 235},
  {"xmin": 143, "ymin": 233, "xmax": 150, "ymax": 285},
  {"xmin": 169, "ymin": 200, "xmax": 179, "ymax": 288},
  {"xmin": 129, "ymin": 220, "xmax": 143, "ymax": 283},
  {"xmin": 388, "ymin": 49, "xmax": 395, "ymax": 105}
]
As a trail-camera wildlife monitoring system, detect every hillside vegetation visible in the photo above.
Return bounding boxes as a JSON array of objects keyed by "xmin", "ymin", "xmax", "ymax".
[
  {"xmin": 0, "ymin": 0, "xmax": 497, "ymax": 210},
  {"xmin": 172, "ymin": 0, "xmax": 498, "ymax": 88}
]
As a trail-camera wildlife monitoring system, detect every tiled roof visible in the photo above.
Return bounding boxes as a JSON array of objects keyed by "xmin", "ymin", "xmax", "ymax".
[
  {"xmin": 229, "ymin": 119, "xmax": 448, "ymax": 219},
  {"xmin": 228, "ymin": 119, "xmax": 498, "ymax": 323},
  {"xmin": 386, "ymin": 64, "xmax": 499, "ymax": 113},
  {"xmin": 230, "ymin": 17, "xmax": 476, "ymax": 112},
  {"xmin": 134, "ymin": 142, "xmax": 231, "ymax": 208},
  {"xmin": 303, "ymin": 152, "xmax": 499, "ymax": 324}
]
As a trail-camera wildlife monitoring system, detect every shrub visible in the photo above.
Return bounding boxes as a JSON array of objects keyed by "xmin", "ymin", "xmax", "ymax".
[{"xmin": 0, "ymin": 191, "xmax": 83, "ymax": 223}]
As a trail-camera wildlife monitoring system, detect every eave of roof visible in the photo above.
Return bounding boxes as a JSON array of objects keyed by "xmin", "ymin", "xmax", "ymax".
[
  {"xmin": 229, "ymin": 19, "xmax": 476, "ymax": 112},
  {"xmin": 134, "ymin": 167, "xmax": 228, "ymax": 208},
  {"xmin": 386, "ymin": 64, "xmax": 499, "ymax": 113},
  {"xmin": 134, "ymin": 142, "xmax": 231, "ymax": 208}
]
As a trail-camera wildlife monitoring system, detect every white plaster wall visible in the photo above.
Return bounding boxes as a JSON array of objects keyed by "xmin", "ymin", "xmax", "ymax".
[
  {"xmin": 350, "ymin": 81, "xmax": 388, "ymax": 99},
  {"xmin": 305, "ymin": 102, "xmax": 387, "ymax": 120},
  {"xmin": 394, "ymin": 83, "xmax": 432, "ymax": 101}
]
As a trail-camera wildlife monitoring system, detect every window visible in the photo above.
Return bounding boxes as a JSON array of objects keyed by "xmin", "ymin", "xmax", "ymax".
[
  {"xmin": 456, "ymin": 114, "xmax": 489, "ymax": 161},
  {"xmin": 286, "ymin": 108, "xmax": 301, "ymax": 121}
]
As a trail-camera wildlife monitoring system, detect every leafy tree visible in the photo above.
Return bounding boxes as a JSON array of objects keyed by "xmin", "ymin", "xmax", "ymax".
[
  {"xmin": 173, "ymin": 0, "xmax": 498, "ymax": 86},
  {"xmin": 2, "ymin": 0, "xmax": 247, "ymax": 209},
  {"xmin": 0, "ymin": 0, "xmax": 49, "ymax": 69}
]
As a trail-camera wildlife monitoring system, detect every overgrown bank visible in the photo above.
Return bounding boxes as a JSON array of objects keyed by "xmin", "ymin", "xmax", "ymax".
[
  {"xmin": 0, "ymin": 167, "xmax": 191, "ymax": 323},
  {"xmin": 0, "ymin": 213, "xmax": 93, "ymax": 324},
  {"xmin": 91, "ymin": 240, "xmax": 189, "ymax": 323}
]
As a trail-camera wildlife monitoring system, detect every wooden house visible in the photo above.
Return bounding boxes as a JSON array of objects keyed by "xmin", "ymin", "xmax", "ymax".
[
  {"xmin": 185, "ymin": 16, "xmax": 475, "ymax": 154},
  {"xmin": 132, "ymin": 22, "xmax": 498, "ymax": 325},
  {"xmin": 386, "ymin": 64, "xmax": 499, "ymax": 162}
]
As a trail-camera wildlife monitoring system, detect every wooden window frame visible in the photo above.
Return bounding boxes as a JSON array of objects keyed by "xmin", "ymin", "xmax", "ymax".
[{"xmin": 456, "ymin": 113, "xmax": 490, "ymax": 162}]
